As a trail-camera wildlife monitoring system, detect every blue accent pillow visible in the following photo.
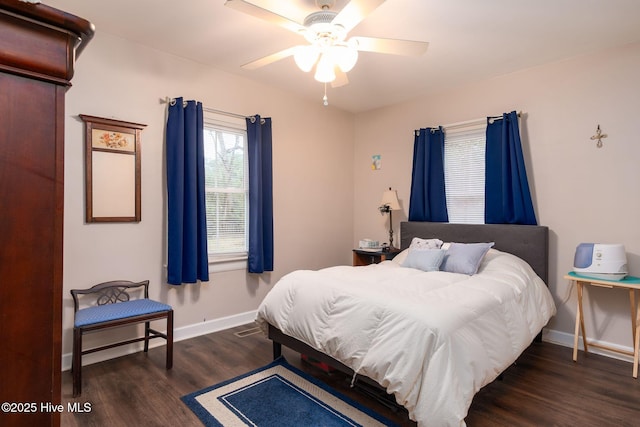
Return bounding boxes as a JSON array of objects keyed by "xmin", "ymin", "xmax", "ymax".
[
  {"xmin": 401, "ymin": 248, "xmax": 446, "ymax": 272},
  {"xmin": 441, "ymin": 242, "xmax": 495, "ymax": 275}
]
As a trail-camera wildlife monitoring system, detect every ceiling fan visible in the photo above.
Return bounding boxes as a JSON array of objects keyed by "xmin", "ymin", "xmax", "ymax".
[{"xmin": 224, "ymin": 0, "xmax": 429, "ymax": 95}]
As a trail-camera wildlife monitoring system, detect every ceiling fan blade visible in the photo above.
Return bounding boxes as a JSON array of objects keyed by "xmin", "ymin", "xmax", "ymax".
[
  {"xmin": 332, "ymin": 69, "xmax": 349, "ymax": 88},
  {"xmin": 225, "ymin": 0, "xmax": 305, "ymax": 34},
  {"xmin": 332, "ymin": 0, "xmax": 387, "ymax": 33},
  {"xmin": 242, "ymin": 46, "xmax": 298, "ymax": 70},
  {"xmin": 351, "ymin": 36, "xmax": 429, "ymax": 56}
]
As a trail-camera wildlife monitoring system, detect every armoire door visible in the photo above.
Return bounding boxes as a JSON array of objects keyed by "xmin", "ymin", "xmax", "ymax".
[{"xmin": 0, "ymin": 2, "xmax": 93, "ymax": 426}]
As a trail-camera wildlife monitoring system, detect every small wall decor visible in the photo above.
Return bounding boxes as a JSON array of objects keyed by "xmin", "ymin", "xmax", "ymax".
[
  {"xmin": 590, "ymin": 124, "xmax": 608, "ymax": 148},
  {"xmin": 80, "ymin": 115, "xmax": 146, "ymax": 222},
  {"xmin": 371, "ymin": 154, "xmax": 381, "ymax": 170}
]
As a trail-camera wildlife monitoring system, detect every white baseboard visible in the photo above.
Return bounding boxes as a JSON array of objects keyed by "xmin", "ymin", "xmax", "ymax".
[
  {"xmin": 61, "ymin": 310, "xmax": 258, "ymax": 372},
  {"xmin": 62, "ymin": 319, "xmax": 634, "ymax": 372},
  {"xmin": 542, "ymin": 328, "xmax": 634, "ymax": 363}
]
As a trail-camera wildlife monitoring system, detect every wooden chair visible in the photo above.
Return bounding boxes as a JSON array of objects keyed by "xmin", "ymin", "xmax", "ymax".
[{"xmin": 70, "ymin": 280, "xmax": 173, "ymax": 397}]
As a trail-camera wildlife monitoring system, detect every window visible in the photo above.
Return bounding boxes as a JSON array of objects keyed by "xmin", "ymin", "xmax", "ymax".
[
  {"xmin": 444, "ymin": 125, "xmax": 485, "ymax": 224},
  {"xmin": 203, "ymin": 115, "xmax": 248, "ymax": 261}
]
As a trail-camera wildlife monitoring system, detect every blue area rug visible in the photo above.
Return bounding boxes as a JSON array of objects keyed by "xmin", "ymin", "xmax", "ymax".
[{"xmin": 181, "ymin": 357, "xmax": 398, "ymax": 427}]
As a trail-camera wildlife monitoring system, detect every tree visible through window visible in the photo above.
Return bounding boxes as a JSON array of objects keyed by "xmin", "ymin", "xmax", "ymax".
[{"xmin": 203, "ymin": 121, "xmax": 248, "ymax": 257}]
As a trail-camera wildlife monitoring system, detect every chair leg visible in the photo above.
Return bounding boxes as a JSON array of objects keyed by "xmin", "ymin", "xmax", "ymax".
[
  {"xmin": 166, "ymin": 310, "xmax": 173, "ymax": 370},
  {"xmin": 144, "ymin": 321, "xmax": 150, "ymax": 353},
  {"xmin": 72, "ymin": 328, "xmax": 82, "ymax": 397}
]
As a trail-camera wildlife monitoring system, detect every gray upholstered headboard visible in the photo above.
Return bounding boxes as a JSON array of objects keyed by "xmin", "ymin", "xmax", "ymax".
[{"xmin": 400, "ymin": 222, "xmax": 549, "ymax": 284}]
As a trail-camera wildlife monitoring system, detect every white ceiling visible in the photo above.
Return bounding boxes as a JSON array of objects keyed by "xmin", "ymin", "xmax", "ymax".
[{"xmin": 44, "ymin": 0, "xmax": 640, "ymax": 113}]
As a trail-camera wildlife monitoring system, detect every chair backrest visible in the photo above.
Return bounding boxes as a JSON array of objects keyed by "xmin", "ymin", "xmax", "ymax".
[{"xmin": 70, "ymin": 280, "xmax": 150, "ymax": 313}]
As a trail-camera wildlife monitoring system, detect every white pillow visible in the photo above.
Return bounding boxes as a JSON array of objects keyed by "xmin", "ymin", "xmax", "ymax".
[
  {"xmin": 409, "ymin": 237, "xmax": 443, "ymax": 250},
  {"xmin": 394, "ymin": 238, "xmax": 443, "ymax": 265}
]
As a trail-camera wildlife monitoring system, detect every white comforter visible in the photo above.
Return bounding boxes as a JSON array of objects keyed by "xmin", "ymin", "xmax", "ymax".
[{"xmin": 256, "ymin": 249, "xmax": 556, "ymax": 426}]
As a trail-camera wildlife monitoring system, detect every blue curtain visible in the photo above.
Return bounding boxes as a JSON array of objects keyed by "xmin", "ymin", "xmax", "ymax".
[
  {"xmin": 246, "ymin": 115, "xmax": 274, "ymax": 273},
  {"xmin": 165, "ymin": 97, "xmax": 209, "ymax": 285},
  {"xmin": 408, "ymin": 127, "xmax": 449, "ymax": 222},
  {"xmin": 485, "ymin": 111, "xmax": 537, "ymax": 225}
]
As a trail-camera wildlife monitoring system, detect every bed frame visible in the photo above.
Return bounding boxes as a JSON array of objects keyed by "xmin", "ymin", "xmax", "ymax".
[{"xmin": 268, "ymin": 221, "xmax": 549, "ymax": 387}]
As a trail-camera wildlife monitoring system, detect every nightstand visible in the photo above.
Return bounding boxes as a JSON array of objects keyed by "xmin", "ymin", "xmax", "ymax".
[
  {"xmin": 564, "ymin": 272, "xmax": 640, "ymax": 378},
  {"xmin": 352, "ymin": 248, "xmax": 402, "ymax": 266}
]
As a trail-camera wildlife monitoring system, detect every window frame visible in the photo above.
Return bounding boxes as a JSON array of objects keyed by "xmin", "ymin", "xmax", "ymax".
[{"xmin": 202, "ymin": 113, "xmax": 249, "ymax": 272}]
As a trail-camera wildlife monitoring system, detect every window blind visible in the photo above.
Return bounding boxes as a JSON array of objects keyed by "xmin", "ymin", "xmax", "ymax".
[{"xmin": 444, "ymin": 126, "xmax": 486, "ymax": 224}]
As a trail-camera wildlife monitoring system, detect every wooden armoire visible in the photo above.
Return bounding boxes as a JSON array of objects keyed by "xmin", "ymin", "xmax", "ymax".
[{"xmin": 0, "ymin": 1, "xmax": 93, "ymax": 426}]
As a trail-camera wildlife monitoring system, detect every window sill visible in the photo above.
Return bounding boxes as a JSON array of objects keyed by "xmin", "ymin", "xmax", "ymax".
[{"xmin": 209, "ymin": 255, "xmax": 247, "ymax": 273}]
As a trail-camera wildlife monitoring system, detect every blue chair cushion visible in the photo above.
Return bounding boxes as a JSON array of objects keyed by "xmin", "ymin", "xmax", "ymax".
[{"xmin": 75, "ymin": 299, "xmax": 172, "ymax": 328}]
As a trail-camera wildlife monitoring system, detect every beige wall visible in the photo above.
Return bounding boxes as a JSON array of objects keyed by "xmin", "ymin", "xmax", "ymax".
[
  {"xmin": 353, "ymin": 42, "xmax": 640, "ymax": 356},
  {"xmin": 62, "ymin": 32, "xmax": 355, "ymax": 366}
]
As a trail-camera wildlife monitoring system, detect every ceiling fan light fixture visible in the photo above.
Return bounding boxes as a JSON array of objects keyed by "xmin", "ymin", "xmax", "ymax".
[
  {"xmin": 294, "ymin": 45, "xmax": 319, "ymax": 72},
  {"xmin": 333, "ymin": 45, "xmax": 358, "ymax": 72},
  {"xmin": 227, "ymin": 0, "xmax": 428, "ymax": 101},
  {"xmin": 314, "ymin": 52, "xmax": 336, "ymax": 83},
  {"xmin": 303, "ymin": 10, "xmax": 346, "ymax": 45}
]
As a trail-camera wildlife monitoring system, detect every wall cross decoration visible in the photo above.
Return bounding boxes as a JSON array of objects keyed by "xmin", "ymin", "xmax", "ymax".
[{"xmin": 590, "ymin": 124, "xmax": 607, "ymax": 148}]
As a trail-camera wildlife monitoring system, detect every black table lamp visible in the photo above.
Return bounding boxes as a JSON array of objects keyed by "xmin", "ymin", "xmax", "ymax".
[{"xmin": 378, "ymin": 187, "xmax": 401, "ymax": 249}]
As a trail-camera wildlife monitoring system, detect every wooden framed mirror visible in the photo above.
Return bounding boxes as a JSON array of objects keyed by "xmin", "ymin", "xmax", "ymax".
[{"xmin": 80, "ymin": 115, "xmax": 146, "ymax": 222}]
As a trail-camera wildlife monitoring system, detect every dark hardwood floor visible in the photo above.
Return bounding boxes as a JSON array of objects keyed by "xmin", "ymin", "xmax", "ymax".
[{"xmin": 61, "ymin": 324, "xmax": 640, "ymax": 426}]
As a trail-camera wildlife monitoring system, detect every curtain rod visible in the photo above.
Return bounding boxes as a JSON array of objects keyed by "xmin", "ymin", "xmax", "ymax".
[
  {"xmin": 161, "ymin": 97, "xmax": 250, "ymax": 121},
  {"xmin": 418, "ymin": 111, "xmax": 523, "ymax": 134}
]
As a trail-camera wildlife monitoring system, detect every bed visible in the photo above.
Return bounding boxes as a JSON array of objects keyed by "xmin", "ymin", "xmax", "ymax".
[{"xmin": 256, "ymin": 221, "xmax": 556, "ymax": 426}]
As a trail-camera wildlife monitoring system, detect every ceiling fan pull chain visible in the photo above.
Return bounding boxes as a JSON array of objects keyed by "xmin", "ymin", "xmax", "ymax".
[{"xmin": 323, "ymin": 83, "xmax": 329, "ymax": 106}]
